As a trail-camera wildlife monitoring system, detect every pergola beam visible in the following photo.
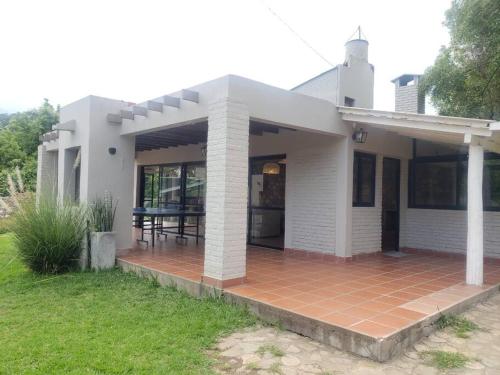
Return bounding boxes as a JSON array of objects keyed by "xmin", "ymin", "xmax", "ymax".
[
  {"xmin": 181, "ymin": 89, "xmax": 199, "ymax": 103},
  {"xmin": 163, "ymin": 95, "xmax": 181, "ymax": 108},
  {"xmin": 147, "ymin": 101, "xmax": 163, "ymax": 113},
  {"xmin": 54, "ymin": 120, "xmax": 76, "ymax": 132},
  {"xmin": 133, "ymin": 106, "xmax": 148, "ymax": 117},
  {"xmin": 107, "ymin": 113, "xmax": 122, "ymax": 125},
  {"xmin": 121, "ymin": 110, "xmax": 134, "ymax": 120}
]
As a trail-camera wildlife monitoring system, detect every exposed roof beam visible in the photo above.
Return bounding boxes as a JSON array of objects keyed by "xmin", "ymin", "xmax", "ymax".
[
  {"xmin": 121, "ymin": 110, "xmax": 134, "ymax": 120},
  {"xmin": 181, "ymin": 89, "xmax": 199, "ymax": 103},
  {"xmin": 107, "ymin": 113, "xmax": 122, "ymax": 125},
  {"xmin": 341, "ymin": 113, "xmax": 492, "ymax": 137},
  {"xmin": 54, "ymin": 119, "xmax": 76, "ymax": 132},
  {"xmin": 338, "ymin": 106, "xmax": 492, "ymax": 129},
  {"xmin": 163, "ymin": 95, "xmax": 180, "ymax": 108},
  {"xmin": 147, "ymin": 101, "xmax": 163, "ymax": 113},
  {"xmin": 136, "ymin": 135, "xmax": 188, "ymax": 144},
  {"xmin": 133, "ymin": 106, "xmax": 148, "ymax": 117}
]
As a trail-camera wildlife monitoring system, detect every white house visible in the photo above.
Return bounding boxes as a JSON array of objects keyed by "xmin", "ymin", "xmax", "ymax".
[{"xmin": 37, "ymin": 37, "xmax": 500, "ymax": 289}]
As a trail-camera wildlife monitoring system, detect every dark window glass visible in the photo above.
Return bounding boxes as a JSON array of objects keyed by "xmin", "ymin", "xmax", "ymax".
[
  {"xmin": 414, "ymin": 161, "xmax": 458, "ymax": 206},
  {"xmin": 408, "ymin": 154, "xmax": 500, "ymax": 211},
  {"xmin": 353, "ymin": 152, "xmax": 376, "ymax": 207},
  {"xmin": 484, "ymin": 159, "xmax": 500, "ymax": 209},
  {"xmin": 344, "ymin": 96, "xmax": 355, "ymax": 107}
]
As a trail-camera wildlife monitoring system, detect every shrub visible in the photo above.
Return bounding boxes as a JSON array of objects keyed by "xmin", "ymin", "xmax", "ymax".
[
  {"xmin": 89, "ymin": 192, "xmax": 117, "ymax": 232},
  {"xmin": 10, "ymin": 197, "xmax": 88, "ymax": 273}
]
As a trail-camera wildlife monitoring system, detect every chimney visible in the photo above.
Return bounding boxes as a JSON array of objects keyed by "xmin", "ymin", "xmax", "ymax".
[
  {"xmin": 391, "ymin": 74, "xmax": 425, "ymax": 114},
  {"xmin": 344, "ymin": 39, "xmax": 369, "ymax": 66}
]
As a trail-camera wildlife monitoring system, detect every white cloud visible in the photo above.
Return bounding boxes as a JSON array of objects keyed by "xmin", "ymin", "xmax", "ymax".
[{"xmin": 0, "ymin": 0, "xmax": 450, "ymax": 113}]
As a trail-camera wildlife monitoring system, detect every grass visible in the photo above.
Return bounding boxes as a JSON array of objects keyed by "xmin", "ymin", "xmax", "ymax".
[
  {"xmin": 436, "ymin": 314, "xmax": 480, "ymax": 338},
  {"xmin": 0, "ymin": 234, "xmax": 256, "ymax": 374},
  {"xmin": 256, "ymin": 344, "xmax": 285, "ymax": 357},
  {"xmin": 268, "ymin": 362, "xmax": 283, "ymax": 374},
  {"xmin": 245, "ymin": 362, "xmax": 260, "ymax": 370},
  {"xmin": 421, "ymin": 350, "xmax": 469, "ymax": 369}
]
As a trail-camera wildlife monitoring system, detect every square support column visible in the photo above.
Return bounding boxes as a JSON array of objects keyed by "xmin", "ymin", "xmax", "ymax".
[
  {"xmin": 334, "ymin": 136, "xmax": 354, "ymax": 258},
  {"xmin": 466, "ymin": 141, "xmax": 484, "ymax": 285},
  {"xmin": 36, "ymin": 144, "xmax": 58, "ymax": 203},
  {"xmin": 203, "ymin": 98, "xmax": 249, "ymax": 288}
]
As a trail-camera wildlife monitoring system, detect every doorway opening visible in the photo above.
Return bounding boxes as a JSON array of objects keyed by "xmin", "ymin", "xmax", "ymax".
[
  {"xmin": 382, "ymin": 158, "xmax": 400, "ymax": 251},
  {"xmin": 248, "ymin": 155, "xmax": 286, "ymax": 249}
]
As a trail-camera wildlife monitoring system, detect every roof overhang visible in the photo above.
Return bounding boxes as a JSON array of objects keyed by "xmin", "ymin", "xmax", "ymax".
[{"xmin": 338, "ymin": 106, "xmax": 500, "ymax": 152}]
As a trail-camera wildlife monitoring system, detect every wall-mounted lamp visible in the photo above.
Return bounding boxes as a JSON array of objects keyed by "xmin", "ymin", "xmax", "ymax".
[
  {"xmin": 200, "ymin": 143, "xmax": 207, "ymax": 158},
  {"xmin": 108, "ymin": 147, "xmax": 117, "ymax": 155},
  {"xmin": 352, "ymin": 128, "xmax": 368, "ymax": 144},
  {"xmin": 263, "ymin": 162, "xmax": 280, "ymax": 175}
]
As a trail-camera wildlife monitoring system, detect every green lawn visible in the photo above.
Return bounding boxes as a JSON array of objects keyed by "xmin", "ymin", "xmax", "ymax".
[{"xmin": 0, "ymin": 234, "xmax": 255, "ymax": 374}]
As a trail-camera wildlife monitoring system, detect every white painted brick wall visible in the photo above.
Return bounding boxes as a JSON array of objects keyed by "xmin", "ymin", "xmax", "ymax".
[
  {"xmin": 400, "ymin": 160, "xmax": 500, "ymax": 258},
  {"xmin": 352, "ymin": 154, "xmax": 382, "ymax": 255},
  {"xmin": 285, "ymin": 143, "xmax": 336, "ymax": 253},
  {"xmin": 204, "ymin": 98, "xmax": 249, "ymax": 280}
]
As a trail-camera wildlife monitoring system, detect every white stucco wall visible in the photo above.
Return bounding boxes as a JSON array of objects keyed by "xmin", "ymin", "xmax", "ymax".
[
  {"xmin": 292, "ymin": 68, "xmax": 339, "ymax": 104},
  {"xmin": 57, "ymin": 96, "xmax": 135, "ymax": 249}
]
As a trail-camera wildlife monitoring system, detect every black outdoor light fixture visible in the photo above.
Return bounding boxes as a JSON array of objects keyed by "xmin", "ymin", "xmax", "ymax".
[
  {"xmin": 108, "ymin": 147, "xmax": 117, "ymax": 155},
  {"xmin": 352, "ymin": 128, "xmax": 368, "ymax": 144}
]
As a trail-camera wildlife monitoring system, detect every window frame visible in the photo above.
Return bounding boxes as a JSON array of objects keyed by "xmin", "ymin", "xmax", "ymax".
[
  {"xmin": 353, "ymin": 151, "xmax": 376, "ymax": 207},
  {"xmin": 408, "ymin": 148, "xmax": 500, "ymax": 212},
  {"xmin": 139, "ymin": 160, "xmax": 206, "ymax": 210}
]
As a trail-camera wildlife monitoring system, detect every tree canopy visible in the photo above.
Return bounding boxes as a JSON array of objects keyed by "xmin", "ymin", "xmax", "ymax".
[
  {"xmin": 0, "ymin": 100, "xmax": 59, "ymax": 195},
  {"xmin": 421, "ymin": 0, "xmax": 500, "ymax": 120}
]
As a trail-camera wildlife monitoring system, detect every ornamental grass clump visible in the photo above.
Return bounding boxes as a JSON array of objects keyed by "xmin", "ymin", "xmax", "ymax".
[
  {"xmin": 11, "ymin": 197, "xmax": 87, "ymax": 274},
  {"xmin": 89, "ymin": 192, "xmax": 117, "ymax": 232}
]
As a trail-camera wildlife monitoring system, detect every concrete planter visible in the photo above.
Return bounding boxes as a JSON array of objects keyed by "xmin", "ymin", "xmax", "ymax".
[{"xmin": 90, "ymin": 232, "xmax": 116, "ymax": 270}]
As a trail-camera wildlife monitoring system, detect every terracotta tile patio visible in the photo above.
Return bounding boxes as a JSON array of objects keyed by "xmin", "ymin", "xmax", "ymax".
[{"xmin": 117, "ymin": 235, "xmax": 500, "ymax": 342}]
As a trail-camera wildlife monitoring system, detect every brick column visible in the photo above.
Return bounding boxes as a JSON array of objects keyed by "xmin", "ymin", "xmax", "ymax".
[{"xmin": 203, "ymin": 98, "xmax": 249, "ymax": 288}]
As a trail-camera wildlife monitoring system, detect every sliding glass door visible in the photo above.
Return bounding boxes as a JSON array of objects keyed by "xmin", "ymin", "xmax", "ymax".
[
  {"xmin": 140, "ymin": 162, "xmax": 206, "ymax": 210},
  {"xmin": 142, "ymin": 166, "xmax": 159, "ymax": 208},
  {"xmin": 159, "ymin": 165, "xmax": 182, "ymax": 208},
  {"xmin": 248, "ymin": 155, "xmax": 286, "ymax": 249}
]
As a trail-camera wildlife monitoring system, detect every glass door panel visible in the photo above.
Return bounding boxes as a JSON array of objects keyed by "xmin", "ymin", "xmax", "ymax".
[
  {"xmin": 184, "ymin": 163, "xmax": 206, "ymax": 236},
  {"xmin": 185, "ymin": 164, "xmax": 206, "ymax": 212},
  {"xmin": 142, "ymin": 166, "xmax": 159, "ymax": 208},
  {"xmin": 159, "ymin": 165, "xmax": 182, "ymax": 208},
  {"xmin": 248, "ymin": 156, "xmax": 286, "ymax": 249}
]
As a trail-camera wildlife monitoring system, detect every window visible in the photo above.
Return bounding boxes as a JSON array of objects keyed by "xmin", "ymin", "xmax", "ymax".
[
  {"xmin": 483, "ymin": 159, "xmax": 500, "ymax": 209},
  {"xmin": 344, "ymin": 96, "xmax": 355, "ymax": 107},
  {"xmin": 353, "ymin": 152, "xmax": 376, "ymax": 207},
  {"xmin": 409, "ymin": 154, "xmax": 500, "ymax": 211},
  {"xmin": 140, "ymin": 162, "xmax": 206, "ymax": 211}
]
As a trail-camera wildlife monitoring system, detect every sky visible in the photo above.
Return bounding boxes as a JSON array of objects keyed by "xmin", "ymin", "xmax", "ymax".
[{"xmin": 0, "ymin": 0, "xmax": 451, "ymax": 114}]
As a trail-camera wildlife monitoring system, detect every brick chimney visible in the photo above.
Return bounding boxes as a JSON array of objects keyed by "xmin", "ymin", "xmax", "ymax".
[{"xmin": 391, "ymin": 74, "xmax": 425, "ymax": 114}]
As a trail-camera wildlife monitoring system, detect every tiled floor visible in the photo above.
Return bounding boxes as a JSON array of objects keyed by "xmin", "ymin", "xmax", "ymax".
[{"xmin": 117, "ymin": 235, "xmax": 500, "ymax": 339}]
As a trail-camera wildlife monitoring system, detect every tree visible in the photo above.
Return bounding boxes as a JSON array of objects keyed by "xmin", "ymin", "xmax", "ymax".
[
  {"xmin": 0, "ymin": 100, "xmax": 59, "ymax": 195},
  {"xmin": 421, "ymin": 0, "xmax": 500, "ymax": 120}
]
